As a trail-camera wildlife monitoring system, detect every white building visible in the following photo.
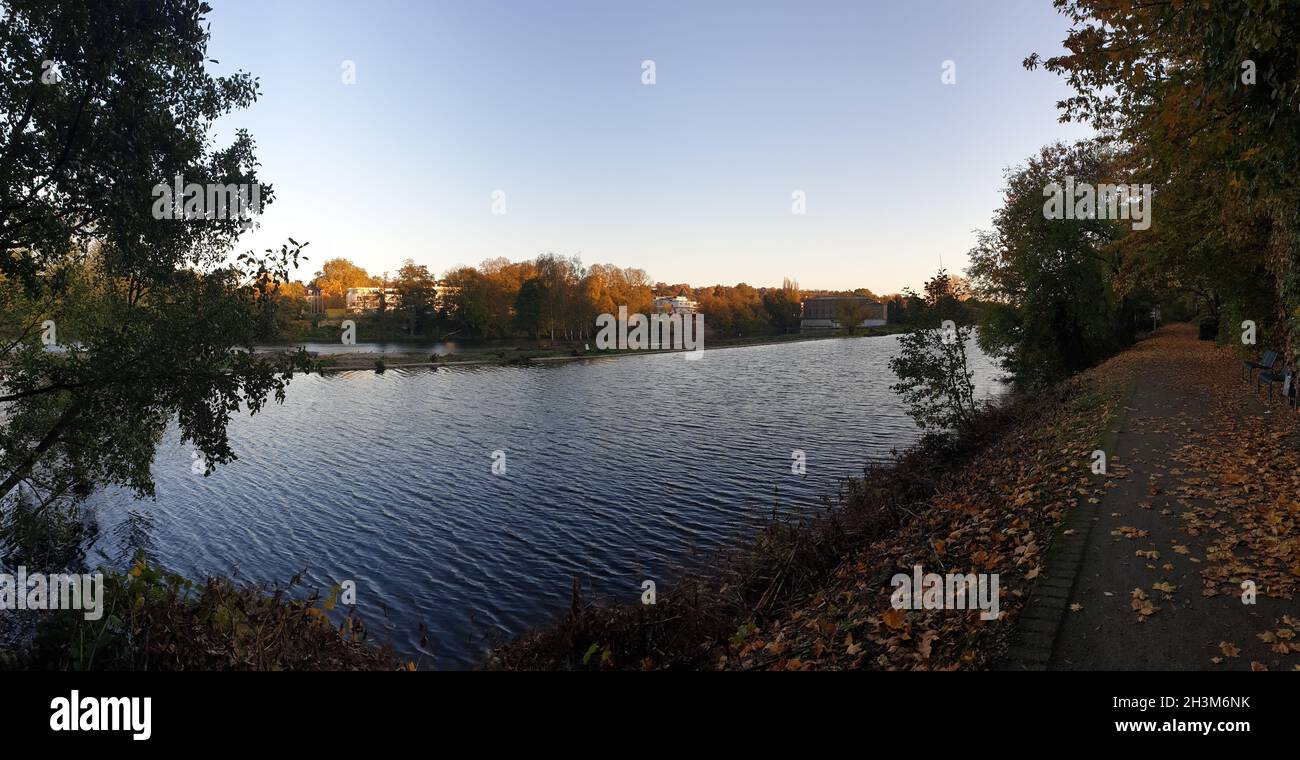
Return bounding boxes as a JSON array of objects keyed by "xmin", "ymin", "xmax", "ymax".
[
  {"xmin": 432, "ymin": 284, "xmax": 460, "ymax": 312},
  {"xmin": 345, "ymin": 287, "xmax": 401, "ymax": 313},
  {"xmin": 653, "ymin": 293, "xmax": 700, "ymax": 315}
]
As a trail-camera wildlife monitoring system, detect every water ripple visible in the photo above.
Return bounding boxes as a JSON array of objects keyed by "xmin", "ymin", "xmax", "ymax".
[{"xmin": 88, "ymin": 335, "xmax": 1004, "ymax": 668}]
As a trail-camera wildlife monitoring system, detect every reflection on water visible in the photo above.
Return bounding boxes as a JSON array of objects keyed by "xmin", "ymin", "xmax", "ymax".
[
  {"xmin": 89, "ymin": 335, "xmax": 1003, "ymax": 668},
  {"xmin": 257, "ymin": 341, "xmax": 460, "ymax": 355}
]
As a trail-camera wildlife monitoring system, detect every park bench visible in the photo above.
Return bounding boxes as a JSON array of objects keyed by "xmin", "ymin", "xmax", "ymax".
[
  {"xmin": 1259, "ymin": 364, "xmax": 1292, "ymax": 402},
  {"xmin": 1243, "ymin": 349, "xmax": 1279, "ymax": 381}
]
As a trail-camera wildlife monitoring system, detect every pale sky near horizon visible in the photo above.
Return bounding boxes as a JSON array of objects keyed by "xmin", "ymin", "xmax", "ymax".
[{"xmin": 205, "ymin": 0, "xmax": 1092, "ymax": 294}]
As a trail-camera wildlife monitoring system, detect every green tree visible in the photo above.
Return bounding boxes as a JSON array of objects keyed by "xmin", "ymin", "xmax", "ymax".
[
  {"xmin": 888, "ymin": 271, "xmax": 979, "ymax": 432},
  {"xmin": 966, "ymin": 141, "xmax": 1130, "ymax": 389},
  {"xmin": 0, "ymin": 0, "xmax": 312, "ymax": 504},
  {"xmin": 1027, "ymin": 1, "xmax": 1300, "ymax": 350},
  {"xmin": 762, "ymin": 278, "xmax": 802, "ymax": 333},
  {"xmin": 513, "ymin": 277, "xmax": 548, "ymax": 340},
  {"xmin": 394, "ymin": 259, "xmax": 438, "ymax": 335},
  {"xmin": 441, "ymin": 266, "xmax": 492, "ymax": 336}
]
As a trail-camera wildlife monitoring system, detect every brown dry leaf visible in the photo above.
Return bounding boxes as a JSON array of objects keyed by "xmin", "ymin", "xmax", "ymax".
[
  {"xmin": 1113, "ymin": 526, "xmax": 1149, "ymax": 539},
  {"xmin": 918, "ymin": 630, "xmax": 938, "ymax": 659},
  {"xmin": 1130, "ymin": 588, "xmax": 1158, "ymax": 620},
  {"xmin": 1219, "ymin": 641, "xmax": 1241, "ymax": 658}
]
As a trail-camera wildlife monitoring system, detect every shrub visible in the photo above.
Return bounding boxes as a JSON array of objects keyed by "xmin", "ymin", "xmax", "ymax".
[{"xmin": 13, "ymin": 555, "xmax": 403, "ymax": 671}]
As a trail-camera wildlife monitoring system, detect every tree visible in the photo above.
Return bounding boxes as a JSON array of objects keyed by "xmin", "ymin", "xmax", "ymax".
[
  {"xmin": 479, "ymin": 256, "xmax": 536, "ymax": 336},
  {"xmin": 0, "ymin": 0, "xmax": 312, "ymax": 505},
  {"xmin": 394, "ymin": 259, "xmax": 437, "ymax": 335},
  {"xmin": 836, "ymin": 299, "xmax": 873, "ymax": 335},
  {"xmin": 312, "ymin": 258, "xmax": 372, "ymax": 307},
  {"xmin": 532, "ymin": 253, "xmax": 581, "ymax": 342},
  {"xmin": 888, "ymin": 271, "xmax": 979, "ymax": 432},
  {"xmin": 268, "ymin": 281, "xmax": 310, "ymax": 338},
  {"xmin": 966, "ymin": 141, "xmax": 1130, "ymax": 389},
  {"xmin": 762, "ymin": 278, "xmax": 802, "ymax": 333},
  {"xmin": 513, "ymin": 277, "xmax": 547, "ymax": 340},
  {"xmin": 696, "ymin": 284, "xmax": 768, "ymax": 337},
  {"xmin": 442, "ymin": 266, "xmax": 492, "ymax": 336},
  {"xmin": 1027, "ymin": 1, "xmax": 1300, "ymax": 351}
]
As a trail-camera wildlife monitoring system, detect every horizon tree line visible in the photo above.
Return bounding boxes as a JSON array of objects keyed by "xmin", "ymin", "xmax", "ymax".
[{"xmin": 268, "ymin": 253, "xmax": 931, "ymax": 342}]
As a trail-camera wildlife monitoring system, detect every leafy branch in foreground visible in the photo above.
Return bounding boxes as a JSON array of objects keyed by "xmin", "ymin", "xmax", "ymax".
[{"xmin": 0, "ymin": 1, "xmax": 316, "ymax": 508}]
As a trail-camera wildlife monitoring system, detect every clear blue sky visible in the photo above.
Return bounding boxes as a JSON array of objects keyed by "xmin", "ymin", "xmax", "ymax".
[{"xmin": 206, "ymin": 0, "xmax": 1091, "ymax": 294}]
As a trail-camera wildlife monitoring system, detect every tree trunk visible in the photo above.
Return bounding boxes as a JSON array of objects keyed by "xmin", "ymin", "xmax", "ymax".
[{"xmin": 0, "ymin": 404, "xmax": 79, "ymax": 502}]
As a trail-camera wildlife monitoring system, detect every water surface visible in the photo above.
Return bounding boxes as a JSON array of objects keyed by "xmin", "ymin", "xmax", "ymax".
[{"xmin": 90, "ymin": 335, "xmax": 1003, "ymax": 668}]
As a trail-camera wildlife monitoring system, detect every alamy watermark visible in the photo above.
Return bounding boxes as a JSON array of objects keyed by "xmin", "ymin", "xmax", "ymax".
[
  {"xmin": 1043, "ymin": 176, "xmax": 1152, "ymax": 230},
  {"xmin": 890, "ymin": 565, "xmax": 1000, "ymax": 620},
  {"xmin": 50, "ymin": 691, "xmax": 151, "ymax": 741},
  {"xmin": 0, "ymin": 566, "xmax": 104, "ymax": 620},
  {"xmin": 151, "ymin": 174, "xmax": 262, "ymax": 225},
  {"xmin": 595, "ymin": 306, "xmax": 704, "ymax": 360}
]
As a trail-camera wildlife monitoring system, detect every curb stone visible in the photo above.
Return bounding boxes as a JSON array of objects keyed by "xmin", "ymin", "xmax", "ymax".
[{"xmin": 996, "ymin": 377, "xmax": 1137, "ymax": 671}]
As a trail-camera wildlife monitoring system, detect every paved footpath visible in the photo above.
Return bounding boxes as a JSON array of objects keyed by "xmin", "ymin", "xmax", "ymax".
[{"xmin": 1048, "ymin": 327, "xmax": 1299, "ymax": 670}]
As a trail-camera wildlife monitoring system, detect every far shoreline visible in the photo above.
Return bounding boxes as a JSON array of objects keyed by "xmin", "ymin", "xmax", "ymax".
[{"xmin": 263, "ymin": 324, "xmax": 909, "ymax": 374}]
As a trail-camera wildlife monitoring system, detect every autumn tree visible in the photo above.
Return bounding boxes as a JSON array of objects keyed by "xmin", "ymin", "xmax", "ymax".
[
  {"xmin": 762, "ymin": 278, "xmax": 802, "ymax": 333},
  {"xmin": 441, "ymin": 266, "xmax": 495, "ymax": 336},
  {"xmin": 531, "ymin": 253, "xmax": 584, "ymax": 342},
  {"xmin": 312, "ymin": 258, "xmax": 372, "ymax": 307},
  {"xmin": 836, "ymin": 299, "xmax": 875, "ymax": 336},
  {"xmin": 1028, "ymin": 0, "xmax": 1300, "ymax": 349},
  {"xmin": 696, "ymin": 284, "xmax": 769, "ymax": 337}
]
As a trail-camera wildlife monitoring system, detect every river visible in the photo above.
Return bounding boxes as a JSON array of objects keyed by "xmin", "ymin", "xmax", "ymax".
[{"xmin": 88, "ymin": 334, "xmax": 1004, "ymax": 668}]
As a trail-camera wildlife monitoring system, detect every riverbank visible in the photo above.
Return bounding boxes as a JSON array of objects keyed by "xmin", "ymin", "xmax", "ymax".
[
  {"xmin": 5, "ymin": 328, "xmax": 1189, "ymax": 671},
  {"xmin": 1, "ymin": 556, "xmax": 403, "ymax": 671},
  {"xmin": 6, "ymin": 325, "xmax": 935, "ymax": 670},
  {"xmin": 266, "ymin": 325, "xmax": 908, "ymax": 373},
  {"xmin": 487, "ymin": 329, "xmax": 1142, "ymax": 670}
]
